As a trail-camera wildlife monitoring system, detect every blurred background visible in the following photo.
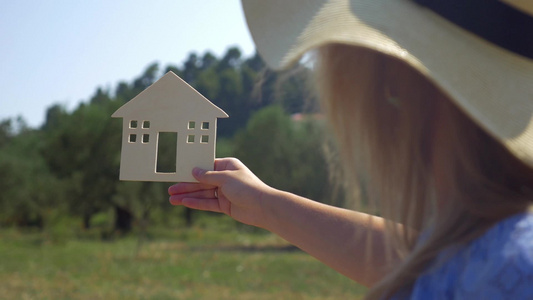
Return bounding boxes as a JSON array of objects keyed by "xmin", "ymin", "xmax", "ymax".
[{"xmin": 0, "ymin": 1, "xmax": 365, "ymax": 298}]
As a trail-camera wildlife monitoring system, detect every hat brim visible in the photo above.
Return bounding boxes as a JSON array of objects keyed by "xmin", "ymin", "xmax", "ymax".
[{"xmin": 242, "ymin": 0, "xmax": 533, "ymax": 167}]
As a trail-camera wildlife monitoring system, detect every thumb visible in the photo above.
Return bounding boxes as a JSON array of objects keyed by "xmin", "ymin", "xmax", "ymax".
[{"xmin": 192, "ymin": 167, "xmax": 225, "ymax": 186}]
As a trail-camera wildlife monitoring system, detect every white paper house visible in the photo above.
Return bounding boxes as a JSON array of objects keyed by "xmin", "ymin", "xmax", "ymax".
[{"xmin": 112, "ymin": 71, "xmax": 228, "ymax": 182}]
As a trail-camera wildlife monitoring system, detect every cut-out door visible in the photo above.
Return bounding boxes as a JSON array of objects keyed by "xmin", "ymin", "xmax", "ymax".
[{"xmin": 156, "ymin": 132, "xmax": 178, "ymax": 173}]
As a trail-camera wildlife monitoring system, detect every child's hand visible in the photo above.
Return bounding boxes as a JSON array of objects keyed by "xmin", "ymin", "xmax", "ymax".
[{"xmin": 168, "ymin": 158, "xmax": 275, "ymax": 228}]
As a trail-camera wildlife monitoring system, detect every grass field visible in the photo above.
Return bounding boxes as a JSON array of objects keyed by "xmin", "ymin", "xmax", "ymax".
[{"xmin": 0, "ymin": 216, "xmax": 366, "ymax": 299}]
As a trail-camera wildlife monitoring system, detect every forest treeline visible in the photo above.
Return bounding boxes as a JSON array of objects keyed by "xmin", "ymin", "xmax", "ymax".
[{"xmin": 0, "ymin": 47, "xmax": 342, "ymax": 235}]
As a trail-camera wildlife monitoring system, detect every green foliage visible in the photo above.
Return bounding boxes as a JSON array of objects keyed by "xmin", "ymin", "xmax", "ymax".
[
  {"xmin": 0, "ymin": 47, "xmax": 332, "ymax": 233},
  {"xmin": 41, "ymin": 97, "xmax": 123, "ymax": 228},
  {"xmin": 234, "ymin": 106, "xmax": 331, "ymax": 202},
  {"xmin": 0, "ymin": 47, "xmax": 359, "ymax": 298},
  {"xmin": 0, "ymin": 127, "xmax": 64, "ymax": 227},
  {"xmin": 0, "ymin": 119, "xmax": 14, "ymax": 147}
]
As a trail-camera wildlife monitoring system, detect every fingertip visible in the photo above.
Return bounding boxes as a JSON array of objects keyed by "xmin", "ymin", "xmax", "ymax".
[
  {"xmin": 169, "ymin": 195, "xmax": 182, "ymax": 205},
  {"xmin": 168, "ymin": 185, "xmax": 176, "ymax": 195},
  {"xmin": 192, "ymin": 167, "xmax": 206, "ymax": 179},
  {"xmin": 168, "ymin": 183, "xmax": 184, "ymax": 195}
]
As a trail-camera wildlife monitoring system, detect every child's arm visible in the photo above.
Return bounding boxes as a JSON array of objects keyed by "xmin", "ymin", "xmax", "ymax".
[{"xmin": 168, "ymin": 157, "xmax": 399, "ymax": 287}]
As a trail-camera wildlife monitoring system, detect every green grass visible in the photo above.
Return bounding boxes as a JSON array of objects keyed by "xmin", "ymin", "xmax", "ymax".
[{"xmin": 0, "ymin": 220, "xmax": 366, "ymax": 299}]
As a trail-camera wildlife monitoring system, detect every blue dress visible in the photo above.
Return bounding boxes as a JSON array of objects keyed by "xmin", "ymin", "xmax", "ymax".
[{"xmin": 399, "ymin": 213, "xmax": 533, "ymax": 299}]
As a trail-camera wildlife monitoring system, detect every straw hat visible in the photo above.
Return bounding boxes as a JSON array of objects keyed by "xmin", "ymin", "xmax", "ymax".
[{"xmin": 241, "ymin": 0, "xmax": 533, "ymax": 167}]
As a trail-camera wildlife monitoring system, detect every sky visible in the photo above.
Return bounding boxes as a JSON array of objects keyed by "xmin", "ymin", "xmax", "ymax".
[{"xmin": 0, "ymin": 0, "xmax": 255, "ymax": 128}]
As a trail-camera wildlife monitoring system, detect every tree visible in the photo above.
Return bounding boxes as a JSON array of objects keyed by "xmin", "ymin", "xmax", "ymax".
[
  {"xmin": 233, "ymin": 106, "xmax": 332, "ymax": 202},
  {"xmin": 90, "ymin": 88, "xmax": 111, "ymax": 105},
  {"xmin": 0, "ymin": 128, "xmax": 63, "ymax": 227},
  {"xmin": 0, "ymin": 48, "xmax": 324, "ymax": 232},
  {"xmin": 200, "ymin": 52, "xmax": 217, "ymax": 70},
  {"xmin": 182, "ymin": 53, "xmax": 200, "ymax": 84},
  {"xmin": 42, "ymin": 100, "xmax": 122, "ymax": 229},
  {"xmin": 217, "ymin": 47, "xmax": 242, "ymax": 71},
  {"xmin": 133, "ymin": 62, "xmax": 159, "ymax": 92},
  {"xmin": 42, "ymin": 104, "xmax": 68, "ymax": 132},
  {"xmin": 0, "ymin": 119, "xmax": 13, "ymax": 148}
]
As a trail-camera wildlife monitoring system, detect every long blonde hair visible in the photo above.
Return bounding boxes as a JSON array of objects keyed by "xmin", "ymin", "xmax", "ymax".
[{"xmin": 315, "ymin": 44, "xmax": 533, "ymax": 299}]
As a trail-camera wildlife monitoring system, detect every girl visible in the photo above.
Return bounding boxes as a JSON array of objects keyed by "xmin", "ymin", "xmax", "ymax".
[{"xmin": 169, "ymin": 0, "xmax": 533, "ymax": 298}]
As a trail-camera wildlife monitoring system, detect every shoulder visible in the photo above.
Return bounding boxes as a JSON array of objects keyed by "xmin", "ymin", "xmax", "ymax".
[
  {"xmin": 481, "ymin": 212, "xmax": 533, "ymax": 268},
  {"xmin": 496, "ymin": 212, "xmax": 533, "ymax": 261},
  {"xmin": 411, "ymin": 213, "xmax": 533, "ymax": 299},
  {"xmin": 455, "ymin": 213, "xmax": 533, "ymax": 298}
]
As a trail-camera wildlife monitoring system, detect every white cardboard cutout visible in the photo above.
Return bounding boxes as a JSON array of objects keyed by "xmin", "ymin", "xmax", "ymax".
[{"xmin": 112, "ymin": 71, "xmax": 228, "ymax": 182}]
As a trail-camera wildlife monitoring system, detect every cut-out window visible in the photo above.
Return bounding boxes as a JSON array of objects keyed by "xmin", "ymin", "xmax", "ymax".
[
  {"xmin": 142, "ymin": 134, "xmax": 149, "ymax": 143},
  {"xmin": 201, "ymin": 135, "xmax": 209, "ymax": 143},
  {"xmin": 201, "ymin": 122, "xmax": 209, "ymax": 130},
  {"xmin": 187, "ymin": 135, "xmax": 195, "ymax": 143},
  {"xmin": 188, "ymin": 121, "xmax": 195, "ymax": 129},
  {"xmin": 142, "ymin": 121, "xmax": 150, "ymax": 129},
  {"xmin": 130, "ymin": 120, "xmax": 138, "ymax": 128},
  {"xmin": 129, "ymin": 134, "xmax": 137, "ymax": 143}
]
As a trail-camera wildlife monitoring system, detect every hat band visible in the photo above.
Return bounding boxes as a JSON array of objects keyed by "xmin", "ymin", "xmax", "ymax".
[{"xmin": 414, "ymin": 0, "xmax": 533, "ymax": 60}]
